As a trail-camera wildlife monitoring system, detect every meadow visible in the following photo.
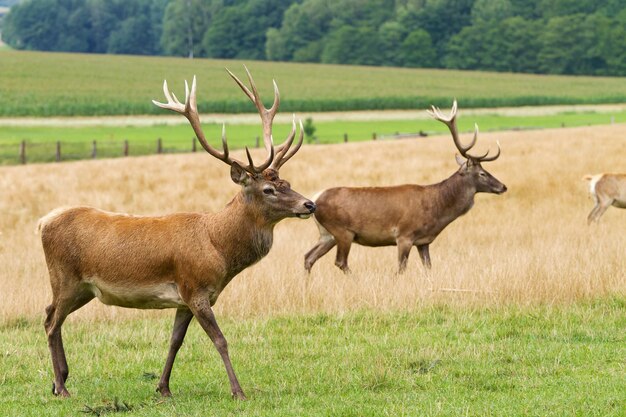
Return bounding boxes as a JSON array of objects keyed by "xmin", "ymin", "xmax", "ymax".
[
  {"xmin": 0, "ymin": 124, "xmax": 625, "ymax": 415},
  {"xmin": 1, "ymin": 302, "xmax": 624, "ymax": 416},
  {"xmin": 3, "ymin": 50, "xmax": 626, "ymax": 116}
]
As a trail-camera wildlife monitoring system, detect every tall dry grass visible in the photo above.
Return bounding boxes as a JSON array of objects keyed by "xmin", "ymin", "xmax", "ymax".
[{"xmin": 0, "ymin": 124, "xmax": 624, "ymax": 324}]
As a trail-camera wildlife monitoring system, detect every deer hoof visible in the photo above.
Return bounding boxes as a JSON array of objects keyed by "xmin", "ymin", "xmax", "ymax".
[
  {"xmin": 232, "ymin": 390, "xmax": 247, "ymax": 401},
  {"xmin": 52, "ymin": 383, "xmax": 71, "ymax": 397},
  {"xmin": 156, "ymin": 385, "xmax": 172, "ymax": 397}
]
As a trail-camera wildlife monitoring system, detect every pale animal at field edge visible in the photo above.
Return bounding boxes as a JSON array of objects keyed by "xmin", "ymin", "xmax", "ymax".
[
  {"xmin": 304, "ymin": 101, "xmax": 506, "ymax": 273},
  {"xmin": 39, "ymin": 68, "xmax": 315, "ymax": 400},
  {"xmin": 583, "ymin": 173, "xmax": 626, "ymax": 224}
]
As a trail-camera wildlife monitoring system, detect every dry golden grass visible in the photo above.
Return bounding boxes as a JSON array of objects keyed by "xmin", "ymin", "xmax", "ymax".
[{"xmin": 1, "ymin": 124, "xmax": 624, "ymax": 324}]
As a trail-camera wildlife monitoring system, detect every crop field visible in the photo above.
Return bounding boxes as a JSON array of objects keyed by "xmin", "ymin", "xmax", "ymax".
[
  {"xmin": 2, "ymin": 50, "xmax": 626, "ymax": 116},
  {"xmin": 0, "ymin": 124, "xmax": 625, "ymax": 415}
]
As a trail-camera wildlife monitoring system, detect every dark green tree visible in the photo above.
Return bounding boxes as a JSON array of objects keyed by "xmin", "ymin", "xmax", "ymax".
[
  {"xmin": 603, "ymin": 9, "xmax": 626, "ymax": 75},
  {"xmin": 203, "ymin": 0, "xmax": 292, "ymax": 60},
  {"xmin": 377, "ymin": 21, "xmax": 406, "ymax": 66},
  {"xmin": 399, "ymin": 0, "xmax": 474, "ymax": 65},
  {"xmin": 161, "ymin": 0, "xmax": 211, "ymax": 57},
  {"xmin": 321, "ymin": 26, "xmax": 383, "ymax": 66},
  {"xmin": 537, "ymin": 13, "xmax": 610, "ymax": 75},
  {"xmin": 108, "ymin": 16, "xmax": 156, "ymax": 55},
  {"xmin": 3, "ymin": 0, "xmax": 65, "ymax": 50},
  {"xmin": 470, "ymin": 0, "xmax": 513, "ymax": 23},
  {"xmin": 399, "ymin": 28, "xmax": 436, "ymax": 67},
  {"xmin": 266, "ymin": 0, "xmax": 334, "ymax": 62}
]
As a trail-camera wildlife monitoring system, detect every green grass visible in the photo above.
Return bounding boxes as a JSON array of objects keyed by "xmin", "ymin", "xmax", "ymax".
[
  {"xmin": 1, "ymin": 110, "xmax": 625, "ymax": 164},
  {"xmin": 2, "ymin": 50, "xmax": 626, "ymax": 116},
  {"xmin": 1, "ymin": 298, "xmax": 624, "ymax": 416}
]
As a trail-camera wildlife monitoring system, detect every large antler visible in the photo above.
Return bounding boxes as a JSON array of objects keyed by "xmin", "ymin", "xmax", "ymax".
[
  {"xmin": 152, "ymin": 71, "xmax": 275, "ymax": 174},
  {"xmin": 427, "ymin": 100, "xmax": 500, "ymax": 162},
  {"xmin": 227, "ymin": 67, "xmax": 304, "ymax": 172}
]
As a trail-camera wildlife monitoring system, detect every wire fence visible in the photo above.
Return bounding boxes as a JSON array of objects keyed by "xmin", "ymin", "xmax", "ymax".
[{"xmin": 0, "ymin": 131, "xmax": 429, "ymax": 165}]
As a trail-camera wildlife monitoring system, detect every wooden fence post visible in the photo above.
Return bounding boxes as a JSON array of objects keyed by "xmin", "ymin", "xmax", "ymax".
[
  {"xmin": 20, "ymin": 140, "xmax": 26, "ymax": 164},
  {"xmin": 255, "ymin": 136, "xmax": 260, "ymax": 148},
  {"xmin": 56, "ymin": 141, "xmax": 61, "ymax": 162},
  {"xmin": 91, "ymin": 140, "xmax": 97, "ymax": 159},
  {"xmin": 372, "ymin": 132, "xmax": 377, "ymax": 141},
  {"xmin": 124, "ymin": 140, "xmax": 129, "ymax": 156},
  {"xmin": 157, "ymin": 137, "xmax": 163, "ymax": 154},
  {"xmin": 343, "ymin": 133, "xmax": 348, "ymax": 143},
  {"xmin": 192, "ymin": 137, "xmax": 197, "ymax": 152}
]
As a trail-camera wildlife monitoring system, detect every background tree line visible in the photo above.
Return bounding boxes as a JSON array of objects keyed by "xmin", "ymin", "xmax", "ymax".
[{"xmin": 3, "ymin": 0, "xmax": 626, "ymax": 76}]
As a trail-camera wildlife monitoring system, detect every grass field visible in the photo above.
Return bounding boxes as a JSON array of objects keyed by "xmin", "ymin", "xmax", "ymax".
[
  {"xmin": 1, "ymin": 301, "xmax": 624, "ymax": 416},
  {"xmin": 1, "ymin": 109, "xmax": 625, "ymax": 164},
  {"xmin": 0, "ymin": 124, "xmax": 624, "ymax": 415},
  {"xmin": 2, "ymin": 50, "xmax": 626, "ymax": 116}
]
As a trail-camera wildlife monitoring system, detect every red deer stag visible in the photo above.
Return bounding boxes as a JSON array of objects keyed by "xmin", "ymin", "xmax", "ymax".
[
  {"xmin": 304, "ymin": 100, "xmax": 506, "ymax": 273},
  {"xmin": 40, "ymin": 68, "xmax": 315, "ymax": 400},
  {"xmin": 583, "ymin": 173, "xmax": 626, "ymax": 224}
]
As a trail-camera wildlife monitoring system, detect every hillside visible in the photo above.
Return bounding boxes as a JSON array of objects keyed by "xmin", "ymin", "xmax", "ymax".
[{"xmin": 2, "ymin": 50, "xmax": 626, "ymax": 117}]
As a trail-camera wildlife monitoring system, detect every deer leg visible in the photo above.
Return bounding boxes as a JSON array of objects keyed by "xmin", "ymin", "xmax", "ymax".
[
  {"xmin": 189, "ymin": 298, "xmax": 246, "ymax": 400},
  {"xmin": 45, "ymin": 288, "xmax": 94, "ymax": 397},
  {"xmin": 157, "ymin": 308, "xmax": 194, "ymax": 397},
  {"xmin": 587, "ymin": 203, "xmax": 601, "ymax": 224},
  {"xmin": 334, "ymin": 231, "xmax": 354, "ymax": 273},
  {"xmin": 588, "ymin": 199, "xmax": 612, "ymax": 224},
  {"xmin": 417, "ymin": 244, "xmax": 432, "ymax": 269},
  {"xmin": 396, "ymin": 238, "xmax": 413, "ymax": 273},
  {"xmin": 304, "ymin": 237, "xmax": 336, "ymax": 272}
]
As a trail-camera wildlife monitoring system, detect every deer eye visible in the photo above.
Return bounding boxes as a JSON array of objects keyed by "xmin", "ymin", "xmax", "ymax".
[{"xmin": 263, "ymin": 187, "xmax": 276, "ymax": 195}]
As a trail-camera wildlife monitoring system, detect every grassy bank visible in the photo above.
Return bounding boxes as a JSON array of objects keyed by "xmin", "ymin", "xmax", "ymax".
[
  {"xmin": 1, "ymin": 300, "xmax": 624, "ymax": 416},
  {"xmin": 2, "ymin": 50, "xmax": 626, "ymax": 116},
  {"xmin": 1, "ymin": 110, "xmax": 625, "ymax": 164}
]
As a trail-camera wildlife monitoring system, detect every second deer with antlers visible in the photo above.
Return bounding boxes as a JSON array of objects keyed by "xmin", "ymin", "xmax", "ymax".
[
  {"xmin": 305, "ymin": 101, "xmax": 506, "ymax": 274},
  {"xmin": 40, "ymin": 68, "xmax": 315, "ymax": 400}
]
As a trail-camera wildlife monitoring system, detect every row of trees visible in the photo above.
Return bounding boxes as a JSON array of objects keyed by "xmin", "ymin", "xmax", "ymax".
[{"xmin": 3, "ymin": 0, "xmax": 626, "ymax": 76}]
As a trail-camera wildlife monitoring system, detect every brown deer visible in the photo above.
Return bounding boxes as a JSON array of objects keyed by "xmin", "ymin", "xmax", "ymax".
[
  {"xmin": 304, "ymin": 100, "xmax": 506, "ymax": 274},
  {"xmin": 40, "ymin": 68, "xmax": 315, "ymax": 400},
  {"xmin": 583, "ymin": 173, "xmax": 626, "ymax": 224}
]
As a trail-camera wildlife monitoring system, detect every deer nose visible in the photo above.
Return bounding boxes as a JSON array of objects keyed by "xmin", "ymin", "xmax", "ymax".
[{"xmin": 304, "ymin": 201, "xmax": 316, "ymax": 213}]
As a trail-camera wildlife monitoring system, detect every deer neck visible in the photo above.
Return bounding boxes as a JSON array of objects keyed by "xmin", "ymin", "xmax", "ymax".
[
  {"xmin": 208, "ymin": 193, "xmax": 275, "ymax": 276},
  {"xmin": 435, "ymin": 171, "xmax": 477, "ymax": 219}
]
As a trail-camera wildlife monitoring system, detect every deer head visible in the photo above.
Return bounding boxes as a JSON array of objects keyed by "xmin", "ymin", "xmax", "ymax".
[
  {"xmin": 153, "ymin": 67, "xmax": 316, "ymax": 222},
  {"xmin": 428, "ymin": 100, "xmax": 507, "ymax": 195}
]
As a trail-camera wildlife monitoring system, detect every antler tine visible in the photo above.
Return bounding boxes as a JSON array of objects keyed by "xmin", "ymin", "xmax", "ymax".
[
  {"xmin": 479, "ymin": 140, "xmax": 501, "ymax": 162},
  {"xmin": 270, "ymin": 115, "xmax": 303, "ymax": 170},
  {"xmin": 226, "ymin": 66, "xmax": 278, "ymax": 173},
  {"xmin": 467, "ymin": 123, "xmax": 485, "ymax": 158},
  {"xmin": 280, "ymin": 119, "xmax": 305, "ymax": 166}
]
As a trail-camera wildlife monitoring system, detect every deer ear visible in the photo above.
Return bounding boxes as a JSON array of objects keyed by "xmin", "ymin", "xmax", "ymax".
[
  {"xmin": 230, "ymin": 162, "xmax": 250, "ymax": 185},
  {"xmin": 455, "ymin": 154, "xmax": 466, "ymax": 167}
]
